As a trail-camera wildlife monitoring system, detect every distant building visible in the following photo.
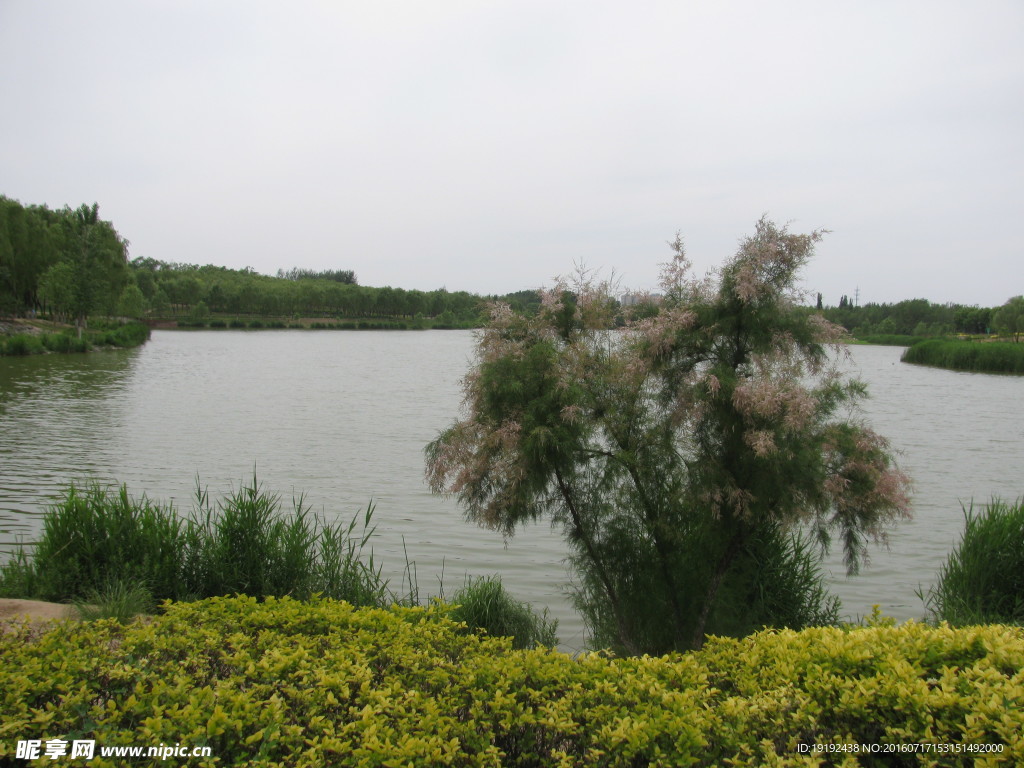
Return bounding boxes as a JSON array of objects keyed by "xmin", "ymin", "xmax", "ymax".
[{"xmin": 619, "ymin": 292, "xmax": 662, "ymax": 306}]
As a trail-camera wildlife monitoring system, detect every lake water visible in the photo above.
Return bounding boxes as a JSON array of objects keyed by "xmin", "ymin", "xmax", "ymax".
[{"xmin": 1, "ymin": 331, "xmax": 1022, "ymax": 651}]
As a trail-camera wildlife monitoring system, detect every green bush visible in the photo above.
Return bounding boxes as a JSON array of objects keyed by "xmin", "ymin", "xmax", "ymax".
[
  {"xmin": 1, "ymin": 333, "xmax": 44, "ymax": 356},
  {"xmin": 41, "ymin": 332, "xmax": 86, "ymax": 353},
  {"xmin": 448, "ymin": 575, "xmax": 558, "ymax": 649},
  {"xmin": 923, "ymin": 499, "xmax": 1024, "ymax": 625},
  {"xmin": 0, "ymin": 596, "xmax": 1020, "ymax": 766}
]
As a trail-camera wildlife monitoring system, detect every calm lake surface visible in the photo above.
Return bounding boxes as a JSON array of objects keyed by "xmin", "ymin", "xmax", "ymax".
[{"xmin": 2, "ymin": 330, "xmax": 1022, "ymax": 650}]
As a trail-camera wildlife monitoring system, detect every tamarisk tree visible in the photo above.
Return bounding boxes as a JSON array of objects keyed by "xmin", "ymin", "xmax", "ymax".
[{"xmin": 426, "ymin": 218, "xmax": 911, "ymax": 654}]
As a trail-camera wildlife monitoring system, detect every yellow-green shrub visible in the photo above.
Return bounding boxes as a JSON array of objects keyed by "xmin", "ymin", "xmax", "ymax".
[{"xmin": 1, "ymin": 596, "xmax": 1021, "ymax": 766}]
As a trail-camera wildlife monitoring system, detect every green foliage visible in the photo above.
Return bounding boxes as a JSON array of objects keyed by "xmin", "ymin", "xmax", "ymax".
[
  {"xmin": 99, "ymin": 321, "xmax": 150, "ymax": 348},
  {"xmin": 993, "ymin": 296, "xmax": 1024, "ymax": 342},
  {"xmin": 40, "ymin": 331, "xmax": 89, "ymax": 353},
  {"xmin": 131, "ymin": 257, "xmax": 485, "ymax": 324},
  {"xmin": 448, "ymin": 575, "xmax": 559, "ymax": 649},
  {"xmin": 922, "ymin": 499, "xmax": 1024, "ymax": 626},
  {"xmin": 189, "ymin": 299, "xmax": 211, "ymax": 322},
  {"xmin": 277, "ymin": 267, "xmax": 357, "ymax": 284},
  {"xmin": 428, "ymin": 219, "xmax": 910, "ymax": 654},
  {"xmin": 115, "ymin": 281, "xmax": 146, "ymax": 319},
  {"xmin": 1, "ymin": 596, "xmax": 1021, "ymax": 766},
  {"xmin": 901, "ymin": 339, "xmax": 1024, "ymax": 374},
  {"xmin": 854, "ymin": 334, "xmax": 930, "ymax": 346},
  {"xmin": 574, "ymin": 519, "xmax": 840, "ymax": 654},
  {"xmin": 2, "ymin": 482, "xmax": 190, "ymax": 602},
  {"xmin": 0, "ymin": 479, "xmax": 388, "ymax": 609},
  {"xmin": 1, "ymin": 333, "xmax": 44, "ymax": 355},
  {"xmin": 0, "ymin": 322, "xmax": 149, "ymax": 356},
  {"xmin": 822, "ymin": 297, "xmax": 960, "ymax": 337},
  {"xmin": 73, "ymin": 577, "xmax": 155, "ymax": 624}
]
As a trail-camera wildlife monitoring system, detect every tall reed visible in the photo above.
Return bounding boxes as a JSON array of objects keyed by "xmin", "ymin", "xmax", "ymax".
[
  {"xmin": 921, "ymin": 499, "xmax": 1024, "ymax": 625},
  {"xmin": 0, "ymin": 477, "xmax": 389, "ymax": 608},
  {"xmin": 901, "ymin": 339, "xmax": 1024, "ymax": 374}
]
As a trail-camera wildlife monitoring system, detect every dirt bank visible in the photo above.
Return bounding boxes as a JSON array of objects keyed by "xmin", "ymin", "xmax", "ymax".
[{"xmin": 0, "ymin": 598, "xmax": 76, "ymax": 629}]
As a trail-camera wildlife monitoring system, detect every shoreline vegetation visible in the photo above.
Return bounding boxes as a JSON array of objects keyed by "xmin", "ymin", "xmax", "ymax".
[
  {"xmin": 901, "ymin": 338, "xmax": 1024, "ymax": 375},
  {"xmin": 1, "ymin": 479, "xmax": 1022, "ymax": 763},
  {"xmin": 0, "ymin": 318, "xmax": 149, "ymax": 356},
  {"xmin": 3, "ymin": 193, "xmax": 1022, "ymax": 350},
  {"xmin": 0, "ymin": 478, "xmax": 557, "ymax": 649}
]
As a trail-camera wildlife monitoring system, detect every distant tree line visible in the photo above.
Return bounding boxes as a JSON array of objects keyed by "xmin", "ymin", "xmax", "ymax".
[
  {"xmin": 819, "ymin": 296, "xmax": 1020, "ymax": 338},
  {"xmin": 4, "ymin": 194, "xmax": 1016, "ymax": 337},
  {"xmin": 1, "ymin": 194, "xmax": 542, "ymax": 328},
  {"xmin": 131, "ymin": 257, "xmax": 491, "ymax": 325}
]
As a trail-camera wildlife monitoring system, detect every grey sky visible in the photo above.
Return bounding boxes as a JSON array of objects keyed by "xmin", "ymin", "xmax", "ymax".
[{"xmin": 2, "ymin": 1, "xmax": 1021, "ymax": 306}]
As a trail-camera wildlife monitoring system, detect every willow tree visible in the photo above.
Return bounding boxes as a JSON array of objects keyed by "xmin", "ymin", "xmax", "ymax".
[{"xmin": 426, "ymin": 218, "xmax": 911, "ymax": 654}]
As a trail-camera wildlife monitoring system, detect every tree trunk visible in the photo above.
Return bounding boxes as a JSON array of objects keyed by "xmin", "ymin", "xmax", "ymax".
[
  {"xmin": 555, "ymin": 468, "xmax": 639, "ymax": 655},
  {"xmin": 690, "ymin": 527, "xmax": 745, "ymax": 650}
]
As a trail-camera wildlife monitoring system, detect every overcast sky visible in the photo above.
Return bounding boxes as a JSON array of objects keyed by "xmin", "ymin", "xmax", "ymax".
[{"xmin": 2, "ymin": 1, "xmax": 1021, "ymax": 306}]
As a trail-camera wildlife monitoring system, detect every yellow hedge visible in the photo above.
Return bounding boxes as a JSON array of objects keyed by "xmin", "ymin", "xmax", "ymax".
[{"xmin": 1, "ymin": 596, "xmax": 1021, "ymax": 766}]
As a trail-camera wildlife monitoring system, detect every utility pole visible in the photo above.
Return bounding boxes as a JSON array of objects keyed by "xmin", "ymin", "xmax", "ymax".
[{"xmin": 854, "ymin": 286, "xmax": 860, "ymax": 308}]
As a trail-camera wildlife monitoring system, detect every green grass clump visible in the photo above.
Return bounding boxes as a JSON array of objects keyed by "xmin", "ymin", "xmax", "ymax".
[
  {"xmin": 448, "ymin": 575, "xmax": 558, "ymax": 649},
  {"xmin": 902, "ymin": 339, "xmax": 1024, "ymax": 374},
  {"xmin": 1, "ymin": 596, "xmax": 1021, "ymax": 765},
  {"xmin": 73, "ymin": 576, "xmax": 155, "ymax": 623},
  {"xmin": 0, "ymin": 478, "xmax": 389, "ymax": 609},
  {"xmin": 922, "ymin": 498, "xmax": 1024, "ymax": 625}
]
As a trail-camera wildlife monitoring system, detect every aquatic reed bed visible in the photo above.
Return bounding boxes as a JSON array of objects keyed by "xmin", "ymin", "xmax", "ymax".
[{"xmin": 902, "ymin": 339, "xmax": 1024, "ymax": 374}]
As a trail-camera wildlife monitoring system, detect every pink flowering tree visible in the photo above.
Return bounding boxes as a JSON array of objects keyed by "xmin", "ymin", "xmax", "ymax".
[{"xmin": 426, "ymin": 218, "xmax": 911, "ymax": 654}]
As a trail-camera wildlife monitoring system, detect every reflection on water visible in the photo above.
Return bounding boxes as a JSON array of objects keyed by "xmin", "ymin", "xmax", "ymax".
[
  {"xmin": 1, "ymin": 332, "xmax": 1022, "ymax": 648},
  {"xmin": 0, "ymin": 349, "xmax": 138, "ymax": 537}
]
